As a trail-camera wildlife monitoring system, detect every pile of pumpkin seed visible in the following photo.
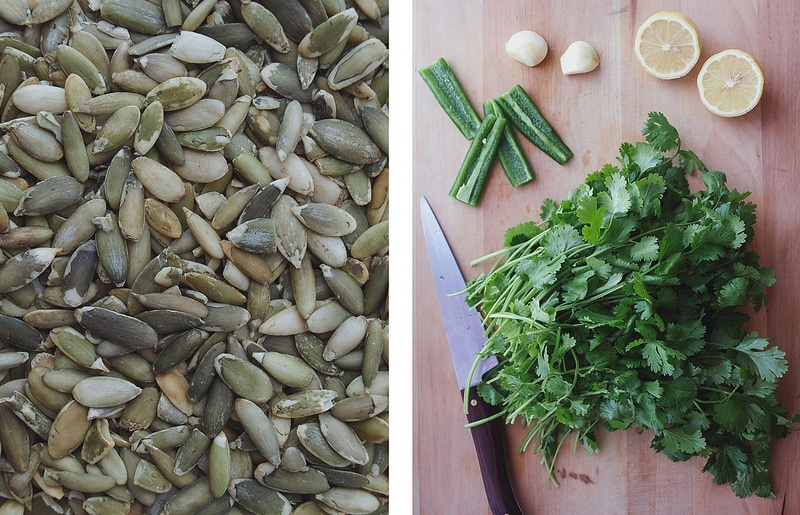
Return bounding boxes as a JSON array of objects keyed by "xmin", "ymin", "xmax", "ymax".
[{"xmin": 0, "ymin": 0, "xmax": 389, "ymax": 512}]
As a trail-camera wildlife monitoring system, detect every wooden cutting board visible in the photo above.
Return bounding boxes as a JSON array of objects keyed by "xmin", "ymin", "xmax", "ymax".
[{"xmin": 412, "ymin": 1, "xmax": 800, "ymax": 513}]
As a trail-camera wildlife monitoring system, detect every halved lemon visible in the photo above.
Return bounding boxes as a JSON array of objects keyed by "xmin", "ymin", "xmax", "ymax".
[
  {"xmin": 635, "ymin": 12, "xmax": 701, "ymax": 80},
  {"xmin": 697, "ymin": 49, "xmax": 764, "ymax": 117}
]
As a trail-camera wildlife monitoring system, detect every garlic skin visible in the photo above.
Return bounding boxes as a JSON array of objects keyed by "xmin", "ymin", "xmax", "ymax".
[
  {"xmin": 560, "ymin": 41, "xmax": 600, "ymax": 75},
  {"xmin": 505, "ymin": 30, "xmax": 548, "ymax": 67}
]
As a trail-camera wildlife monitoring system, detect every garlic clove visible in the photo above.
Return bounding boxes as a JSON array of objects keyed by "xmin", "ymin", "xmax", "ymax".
[
  {"xmin": 560, "ymin": 41, "xmax": 600, "ymax": 75},
  {"xmin": 505, "ymin": 30, "xmax": 548, "ymax": 67}
]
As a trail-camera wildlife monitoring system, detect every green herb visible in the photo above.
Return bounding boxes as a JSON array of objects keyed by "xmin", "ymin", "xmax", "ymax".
[{"xmin": 465, "ymin": 112, "xmax": 796, "ymax": 498}]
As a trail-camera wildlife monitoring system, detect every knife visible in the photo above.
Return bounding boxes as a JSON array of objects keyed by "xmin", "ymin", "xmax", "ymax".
[{"xmin": 420, "ymin": 196, "xmax": 523, "ymax": 515}]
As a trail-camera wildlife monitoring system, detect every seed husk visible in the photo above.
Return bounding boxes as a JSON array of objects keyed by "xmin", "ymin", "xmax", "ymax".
[
  {"xmin": 131, "ymin": 156, "xmax": 186, "ymax": 203},
  {"xmin": 145, "ymin": 76, "xmax": 207, "ymax": 111},
  {"xmin": 296, "ymin": 422, "xmax": 351, "ymax": 468},
  {"xmin": 258, "ymin": 467, "xmax": 329, "ymax": 495},
  {"xmin": 320, "ymin": 264, "xmax": 364, "ymax": 315},
  {"xmin": 240, "ymin": 2, "xmax": 290, "ymax": 54},
  {"xmin": 119, "ymin": 386, "xmax": 159, "ymax": 432},
  {"xmin": 215, "ymin": 353, "xmax": 274, "ymax": 404},
  {"xmin": 237, "ymin": 177, "xmax": 289, "ymax": 224},
  {"xmin": 8, "ymin": 122, "xmax": 63, "ymax": 163},
  {"xmin": 48, "ymin": 399, "xmax": 91, "ymax": 460},
  {"xmin": 100, "ymin": 0, "xmax": 168, "ymax": 36},
  {"xmin": 226, "ymin": 217, "xmax": 278, "ymax": 254},
  {"xmin": 273, "ymin": 194, "xmax": 307, "ymax": 268},
  {"xmin": 75, "ymin": 306, "xmax": 158, "ymax": 350},
  {"xmin": 0, "ymin": 225, "xmax": 54, "ymax": 249},
  {"xmin": 172, "ymin": 147, "xmax": 229, "ymax": 183},
  {"xmin": 207, "ymin": 431, "xmax": 230, "ymax": 498},
  {"xmin": 234, "ymin": 398, "xmax": 281, "ymax": 467},
  {"xmin": 135, "ymin": 100, "xmax": 164, "ymax": 155},
  {"xmin": 260, "ymin": 62, "xmax": 314, "ymax": 103},
  {"xmin": 1, "ymin": 390, "xmax": 52, "ymax": 440},
  {"xmin": 292, "ymin": 202, "xmax": 357, "ymax": 237},
  {"xmin": 272, "ymin": 389, "xmax": 337, "ymax": 418},
  {"xmin": 259, "ymin": 147, "xmax": 315, "ymax": 195},
  {"xmin": 294, "ymin": 333, "xmax": 343, "ymax": 376},
  {"xmin": 73, "ymin": 92, "xmax": 146, "ymax": 115},
  {"xmin": 166, "ymin": 98, "xmax": 226, "ymax": 132},
  {"xmin": 93, "ymin": 211, "xmax": 129, "ymax": 287},
  {"xmin": 315, "ymin": 486, "xmax": 381, "ymax": 515},
  {"xmin": 144, "ymin": 197, "xmax": 182, "ymax": 238},
  {"xmin": 15, "ymin": 175, "xmax": 82, "ymax": 216},
  {"xmin": 254, "ymin": 350, "xmax": 316, "ymax": 388},
  {"xmin": 169, "ymin": 31, "xmax": 227, "ymax": 64},
  {"xmin": 0, "ymin": 402, "xmax": 31, "ymax": 472},
  {"xmin": 133, "ymin": 457, "xmax": 172, "ymax": 493},
  {"xmin": 228, "ymin": 478, "xmax": 292, "ymax": 514},
  {"xmin": 72, "ymin": 376, "xmax": 142, "ymax": 408},
  {"xmin": 0, "ymin": 247, "xmax": 60, "ymax": 294},
  {"xmin": 57, "ymin": 44, "xmax": 107, "ymax": 96},
  {"xmin": 12, "ymin": 84, "xmax": 68, "ymax": 115},
  {"xmin": 299, "ymin": 8, "xmax": 358, "ymax": 58}
]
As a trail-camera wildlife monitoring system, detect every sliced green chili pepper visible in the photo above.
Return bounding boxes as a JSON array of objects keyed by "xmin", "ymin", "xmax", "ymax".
[
  {"xmin": 449, "ymin": 113, "xmax": 506, "ymax": 206},
  {"xmin": 496, "ymin": 84, "xmax": 573, "ymax": 165},
  {"xmin": 484, "ymin": 98, "xmax": 534, "ymax": 188},
  {"xmin": 418, "ymin": 57, "xmax": 482, "ymax": 139}
]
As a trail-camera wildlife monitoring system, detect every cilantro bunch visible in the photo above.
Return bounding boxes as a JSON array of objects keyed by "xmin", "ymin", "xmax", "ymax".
[{"xmin": 465, "ymin": 113, "xmax": 795, "ymax": 498}]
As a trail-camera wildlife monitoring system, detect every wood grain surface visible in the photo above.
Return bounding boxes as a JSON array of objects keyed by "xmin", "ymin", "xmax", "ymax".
[{"xmin": 412, "ymin": 1, "xmax": 800, "ymax": 513}]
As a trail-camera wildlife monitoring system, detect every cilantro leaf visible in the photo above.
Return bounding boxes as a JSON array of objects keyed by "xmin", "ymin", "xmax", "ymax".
[
  {"xmin": 659, "ymin": 426, "xmax": 706, "ymax": 454},
  {"xmin": 631, "ymin": 142, "xmax": 663, "ymax": 173},
  {"xmin": 642, "ymin": 341, "xmax": 675, "ymax": 376},
  {"xmin": 643, "ymin": 112, "xmax": 680, "ymax": 152},
  {"xmin": 630, "ymin": 236, "xmax": 659, "ymax": 262},
  {"xmin": 544, "ymin": 224, "xmax": 584, "ymax": 257},
  {"xmin": 503, "ymin": 220, "xmax": 541, "ymax": 247},
  {"xmin": 576, "ymin": 195, "xmax": 606, "ymax": 245},
  {"xmin": 599, "ymin": 172, "xmax": 632, "ymax": 215},
  {"xmin": 734, "ymin": 334, "xmax": 788, "ymax": 382}
]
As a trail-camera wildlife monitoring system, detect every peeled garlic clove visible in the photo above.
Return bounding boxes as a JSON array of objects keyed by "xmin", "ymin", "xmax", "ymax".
[
  {"xmin": 560, "ymin": 41, "xmax": 600, "ymax": 75},
  {"xmin": 505, "ymin": 30, "xmax": 548, "ymax": 67}
]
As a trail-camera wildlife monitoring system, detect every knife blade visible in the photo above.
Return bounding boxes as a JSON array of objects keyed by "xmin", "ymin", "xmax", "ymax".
[{"xmin": 420, "ymin": 196, "xmax": 523, "ymax": 515}]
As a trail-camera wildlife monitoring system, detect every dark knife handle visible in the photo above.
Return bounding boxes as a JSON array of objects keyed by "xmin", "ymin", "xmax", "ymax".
[{"xmin": 464, "ymin": 385, "xmax": 524, "ymax": 515}]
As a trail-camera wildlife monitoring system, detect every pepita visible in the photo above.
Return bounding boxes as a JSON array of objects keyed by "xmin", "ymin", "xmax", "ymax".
[{"xmin": 0, "ymin": 0, "xmax": 390, "ymax": 510}]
